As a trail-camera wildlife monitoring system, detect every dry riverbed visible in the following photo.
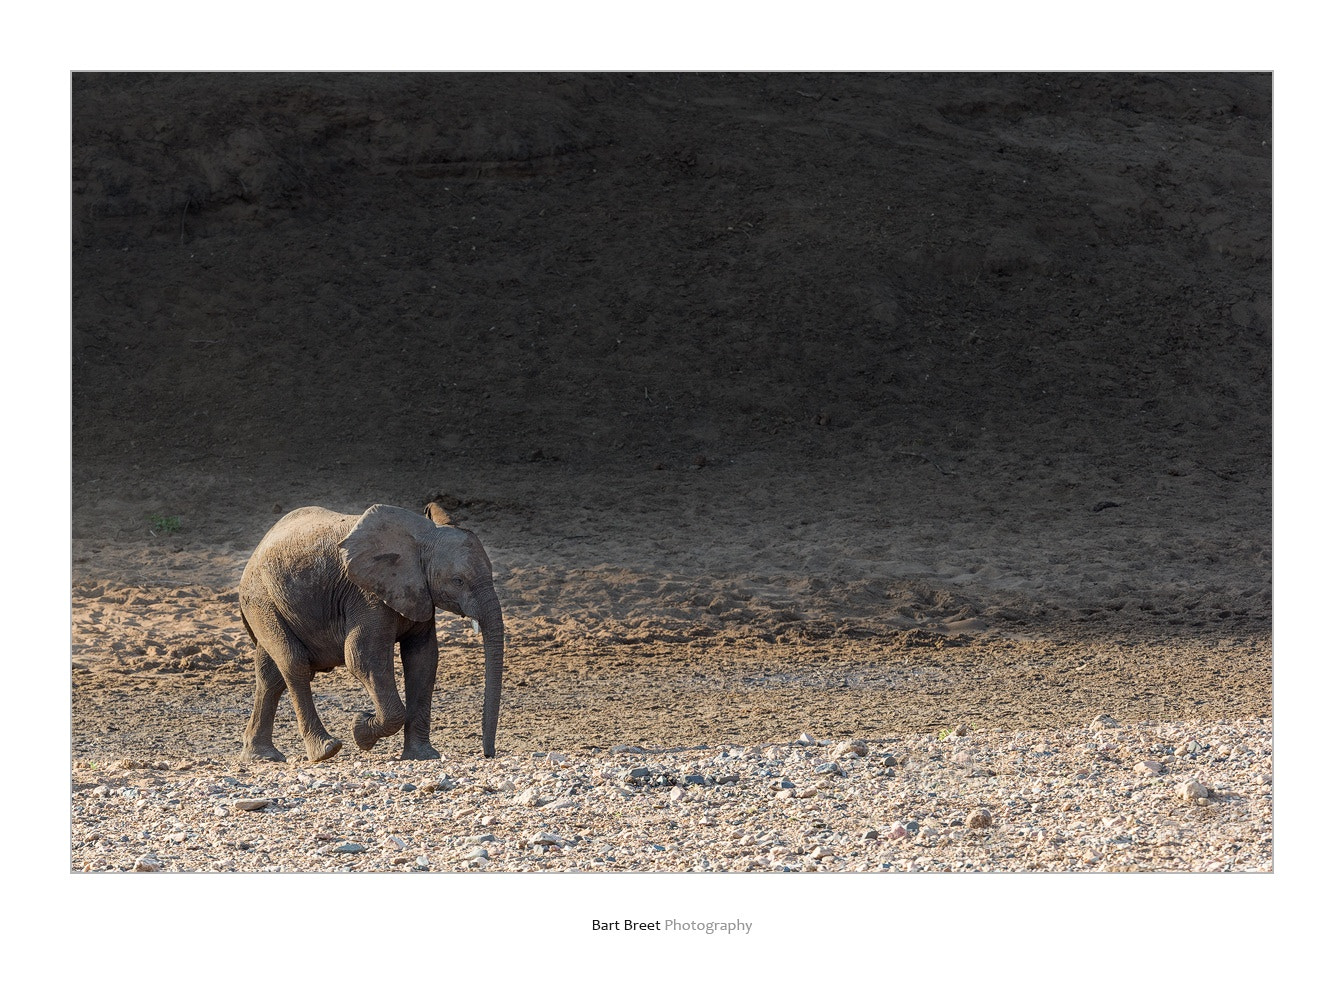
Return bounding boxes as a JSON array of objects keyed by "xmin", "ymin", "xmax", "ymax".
[{"xmin": 71, "ymin": 717, "xmax": 1271, "ymax": 874}]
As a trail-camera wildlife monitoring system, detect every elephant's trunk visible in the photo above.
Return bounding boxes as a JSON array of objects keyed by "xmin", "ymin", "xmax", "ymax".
[{"xmin": 476, "ymin": 590, "xmax": 505, "ymax": 758}]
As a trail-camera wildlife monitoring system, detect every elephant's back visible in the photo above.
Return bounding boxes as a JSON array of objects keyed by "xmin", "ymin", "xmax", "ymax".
[{"xmin": 241, "ymin": 506, "xmax": 358, "ymax": 591}]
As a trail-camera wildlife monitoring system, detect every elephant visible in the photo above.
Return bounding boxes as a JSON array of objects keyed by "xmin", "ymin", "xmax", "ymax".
[{"xmin": 237, "ymin": 503, "xmax": 504, "ymax": 763}]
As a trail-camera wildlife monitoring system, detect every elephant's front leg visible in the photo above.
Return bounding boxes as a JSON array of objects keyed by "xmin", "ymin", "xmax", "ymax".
[
  {"xmin": 343, "ymin": 624, "xmax": 406, "ymax": 751},
  {"xmin": 399, "ymin": 622, "xmax": 441, "ymax": 760}
]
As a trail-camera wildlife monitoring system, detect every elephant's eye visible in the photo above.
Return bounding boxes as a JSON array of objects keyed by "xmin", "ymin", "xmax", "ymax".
[{"xmin": 452, "ymin": 576, "xmax": 466, "ymax": 588}]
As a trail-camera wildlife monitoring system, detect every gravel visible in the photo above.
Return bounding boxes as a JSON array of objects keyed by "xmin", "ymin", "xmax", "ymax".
[{"xmin": 70, "ymin": 718, "xmax": 1272, "ymax": 873}]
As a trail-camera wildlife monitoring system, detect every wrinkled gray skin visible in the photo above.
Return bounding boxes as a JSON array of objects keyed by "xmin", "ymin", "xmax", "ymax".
[{"xmin": 237, "ymin": 504, "xmax": 504, "ymax": 763}]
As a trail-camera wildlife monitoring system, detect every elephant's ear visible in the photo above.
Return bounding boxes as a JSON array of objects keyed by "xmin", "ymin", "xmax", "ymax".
[{"xmin": 338, "ymin": 505, "xmax": 436, "ymax": 621}]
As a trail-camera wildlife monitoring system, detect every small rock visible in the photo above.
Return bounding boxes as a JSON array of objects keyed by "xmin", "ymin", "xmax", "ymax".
[
  {"xmin": 809, "ymin": 845, "xmax": 835, "ymax": 859},
  {"xmin": 862, "ymin": 829, "xmax": 880, "ymax": 840},
  {"xmin": 1134, "ymin": 760, "xmax": 1165, "ymax": 776},
  {"xmin": 668, "ymin": 786, "xmax": 687, "ymax": 803},
  {"xmin": 546, "ymin": 752, "xmax": 568, "ymax": 765},
  {"xmin": 815, "ymin": 762, "xmax": 846, "ymax": 777},
  {"xmin": 1176, "ymin": 779, "xmax": 1210, "ymax": 802},
  {"xmin": 967, "ymin": 808, "xmax": 992, "ymax": 829},
  {"xmin": 414, "ymin": 855, "xmax": 430, "ymax": 869},
  {"xmin": 332, "ymin": 842, "xmax": 365, "ymax": 854},
  {"xmin": 133, "ymin": 854, "xmax": 162, "ymax": 872},
  {"xmin": 1090, "ymin": 714, "xmax": 1121, "ymax": 731},
  {"xmin": 833, "ymin": 739, "xmax": 869, "ymax": 759},
  {"xmin": 889, "ymin": 824, "xmax": 909, "ymax": 840},
  {"xmin": 798, "ymin": 732, "xmax": 817, "ymax": 745},
  {"xmin": 529, "ymin": 831, "xmax": 564, "ymax": 846},
  {"xmin": 232, "ymin": 798, "xmax": 271, "ymax": 811},
  {"xmin": 881, "ymin": 753, "xmax": 906, "ymax": 767},
  {"xmin": 512, "ymin": 787, "xmax": 550, "ymax": 807}
]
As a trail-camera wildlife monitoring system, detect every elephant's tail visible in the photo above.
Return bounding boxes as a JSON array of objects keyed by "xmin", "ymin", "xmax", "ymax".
[{"xmin": 240, "ymin": 608, "xmax": 258, "ymax": 646}]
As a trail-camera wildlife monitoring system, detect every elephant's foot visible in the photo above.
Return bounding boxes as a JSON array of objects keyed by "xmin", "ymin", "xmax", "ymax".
[
  {"xmin": 353, "ymin": 712, "xmax": 380, "ymax": 751},
  {"xmin": 353, "ymin": 711, "xmax": 406, "ymax": 751},
  {"xmin": 400, "ymin": 741, "xmax": 441, "ymax": 761},
  {"xmin": 304, "ymin": 735, "xmax": 342, "ymax": 763},
  {"xmin": 239, "ymin": 743, "xmax": 286, "ymax": 764}
]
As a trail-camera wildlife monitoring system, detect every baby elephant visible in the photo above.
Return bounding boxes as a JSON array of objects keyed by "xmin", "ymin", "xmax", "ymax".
[{"xmin": 237, "ymin": 503, "xmax": 504, "ymax": 763}]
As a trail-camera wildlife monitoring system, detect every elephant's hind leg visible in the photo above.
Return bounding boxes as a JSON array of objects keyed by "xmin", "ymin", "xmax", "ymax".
[
  {"xmin": 286, "ymin": 672, "xmax": 344, "ymax": 763},
  {"xmin": 243, "ymin": 604, "xmax": 343, "ymax": 763},
  {"xmin": 240, "ymin": 647, "xmax": 288, "ymax": 763}
]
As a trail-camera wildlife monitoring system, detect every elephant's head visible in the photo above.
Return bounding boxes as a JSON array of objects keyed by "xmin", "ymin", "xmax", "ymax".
[{"xmin": 338, "ymin": 504, "xmax": 504, "ymax": 757}]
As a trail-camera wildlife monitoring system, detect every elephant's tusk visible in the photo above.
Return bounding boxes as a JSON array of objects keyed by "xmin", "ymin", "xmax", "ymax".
[{"xmin": 471, "ymin": 619, "xmax": 480, "ymax": 636}]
